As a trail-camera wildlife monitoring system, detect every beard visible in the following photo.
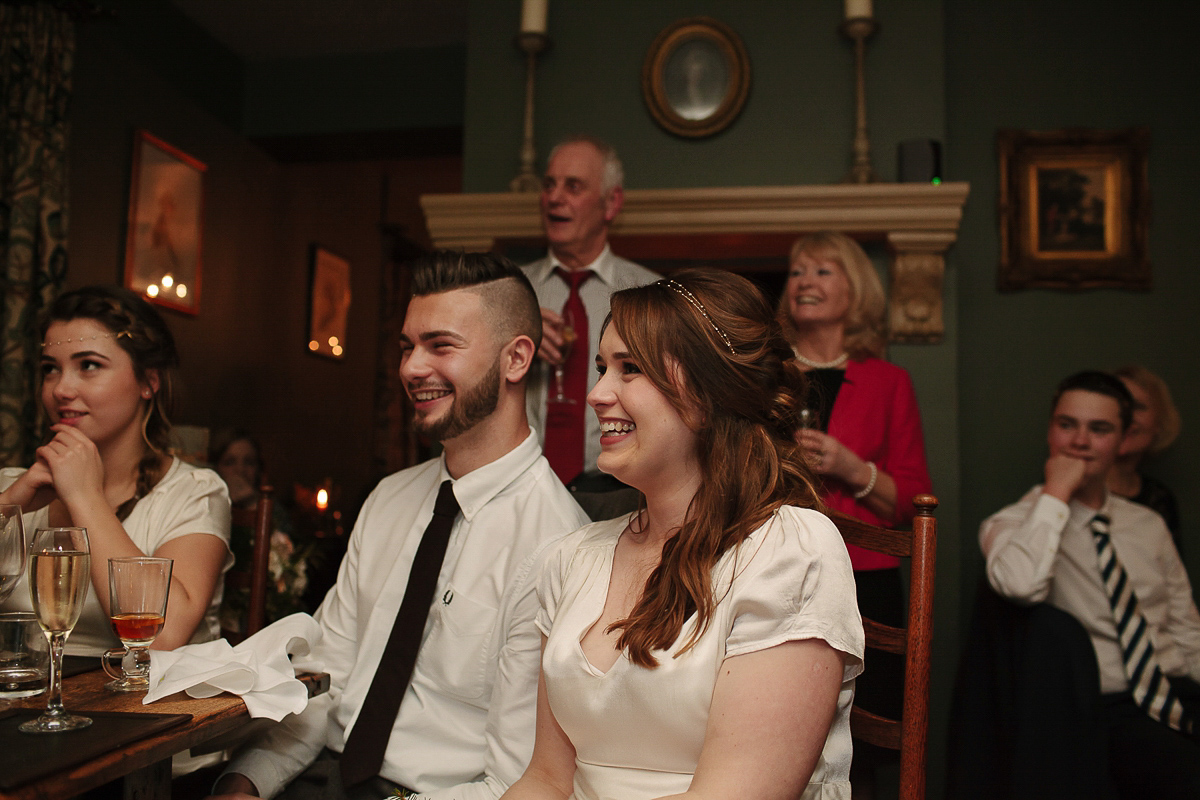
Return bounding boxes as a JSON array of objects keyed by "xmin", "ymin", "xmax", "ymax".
[{"xmin": 412, "ymin": 357, "xmax": 503, "ymax": 442}]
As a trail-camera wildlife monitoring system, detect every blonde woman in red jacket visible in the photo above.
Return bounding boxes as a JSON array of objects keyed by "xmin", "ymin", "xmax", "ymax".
[{"xmin": 780, "ymin": 231, "xmax": 932, "ymax": 791}]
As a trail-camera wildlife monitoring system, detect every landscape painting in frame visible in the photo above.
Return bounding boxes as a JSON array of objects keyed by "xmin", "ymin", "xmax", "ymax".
[
  {"xmin": 998, "ymin": 127, "xmax": 1149, "ymax": 291},
  {"xmin": 124, "ymin": 131, "xmax": 206, "ymax": 314}
]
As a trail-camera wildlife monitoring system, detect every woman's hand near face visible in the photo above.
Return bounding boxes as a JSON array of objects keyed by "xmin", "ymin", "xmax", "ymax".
[{"xmin": 36, "ymin": 424, "xmax": 108, "ymax": 509}]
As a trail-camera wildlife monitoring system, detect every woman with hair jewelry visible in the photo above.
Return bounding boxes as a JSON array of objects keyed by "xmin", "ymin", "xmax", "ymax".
[
  {"xmin": 501, "ymin": 269, "xmax": 863, "ymax": 800},
  {"xmin": 780, "ymin": 232, "xmax": 931, "ymax": 746},
  {"xmin": 1108, "ymin": 364, "xmax": 1183, "ymax": 550},
  {"xmin": 1, "ymin": 286, "xmax": 231, "ymax": 655}
]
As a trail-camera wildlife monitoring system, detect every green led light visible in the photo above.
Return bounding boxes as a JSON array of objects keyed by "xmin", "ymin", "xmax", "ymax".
[{"xmin": 931, "ymin": 177, "xmax": 942, "ymax": 185}]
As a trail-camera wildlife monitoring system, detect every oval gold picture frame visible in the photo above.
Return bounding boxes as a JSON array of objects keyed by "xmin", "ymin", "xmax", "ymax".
[{"xmin": 642, "ymin": 17, "xmax": 751, "ymax": 139}]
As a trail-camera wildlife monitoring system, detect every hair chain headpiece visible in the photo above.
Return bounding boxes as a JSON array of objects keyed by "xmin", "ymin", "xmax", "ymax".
[
  {"xmin": 660, "ymin": 280, "xmax": 736, "ymax": 354},
  {"xmin": 42, "ymin": 330, "xmax": 132, "ymax": 348}
]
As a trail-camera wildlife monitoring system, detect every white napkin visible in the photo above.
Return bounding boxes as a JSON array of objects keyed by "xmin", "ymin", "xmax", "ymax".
[{"xmin": 145, "ymin": 612, "xmax": 324, "ymax": 721}]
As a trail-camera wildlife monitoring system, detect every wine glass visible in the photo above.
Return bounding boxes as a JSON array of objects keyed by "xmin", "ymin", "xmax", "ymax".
[
  {"xmin": 550, "ymin": 309, "xmax": 578, "ymax": 404},
  {"xmin": 0, "ymin": 505, "xmax": 26, "ymax": 603},
  {"xmin": 102, "ymin": 557, "xmax": 172, "ymax": 692},
  {"xmin": 20, "ymin": 526, "xmax": 92, "ymax": 733}
]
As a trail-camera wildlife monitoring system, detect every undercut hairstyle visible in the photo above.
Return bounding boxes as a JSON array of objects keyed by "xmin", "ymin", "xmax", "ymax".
[
  {"xmin": 1052, "ymin": 370, "xmax": 1134, "ymax": 432},
  {"xmin": 1113, "ymin": 365, "xmax": 1182, "ymax": 453},
  {"xmin": 42, "ymin": 285, "xmax": 180, "ymax": 520},
  {"xmin": 548, "ymin": 134, "xmax": 625, "ymax": 193},
  {"xmin": 780, "ymin": 231, "xmax": 887, "ymax": 360},
  {"xmin": 410, "ymin": 250, "xmax": 542, "ymax": 351},
  {"xmin": 605, "ymin": 268, "xmax": 823, "ymax": 668}
]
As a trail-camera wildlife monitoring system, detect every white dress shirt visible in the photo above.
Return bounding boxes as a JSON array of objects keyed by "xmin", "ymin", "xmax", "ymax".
[
  {"xmin": 980, "ymin": 486, "xmax": 1200, "ymax": 694},
  {"xmin": 227, "ymin": 430, "xmax": 589, "ymax": 799},
  {"xmin": 523, "ymin": 246, "xmax": 660, "ymax": 478}
]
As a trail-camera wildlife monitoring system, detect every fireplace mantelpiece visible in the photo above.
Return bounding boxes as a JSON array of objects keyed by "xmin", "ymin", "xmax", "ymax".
[{"xmin": 420, "ymin": 182, "xmax": 969, "ymax": 342}]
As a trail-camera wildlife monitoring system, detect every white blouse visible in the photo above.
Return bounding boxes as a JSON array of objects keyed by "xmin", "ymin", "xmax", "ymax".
[
  {"xmin": 1, "ymin": 458, "xmax": 232, "ymax": 655},
  {"xmin": 537, "ymin": 506, "xmax": 864, "ymax": 800}
]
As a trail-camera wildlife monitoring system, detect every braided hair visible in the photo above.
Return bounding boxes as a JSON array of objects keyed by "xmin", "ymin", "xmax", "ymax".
[{"xmin": 42, "ymin": 286, "xmax": 180, "ymax": 520}]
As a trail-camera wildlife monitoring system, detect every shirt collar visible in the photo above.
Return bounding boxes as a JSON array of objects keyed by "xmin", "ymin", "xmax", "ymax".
[
  {"xmin": 1067, "ymin": 491, "xmax": 1114, "ymax": 528},
  {"xmin": 437, "ymin": 427, "xmax": 542, "ymax": 522},
  {"xmin": 541, "ymin": 243, "xmax": 622, "ymax": 287}
]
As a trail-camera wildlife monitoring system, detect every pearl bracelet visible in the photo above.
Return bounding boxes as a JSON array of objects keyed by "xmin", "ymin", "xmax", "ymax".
[{"xmin": 853, "ymin": 461, "xmax": 878, "ymax": 500}]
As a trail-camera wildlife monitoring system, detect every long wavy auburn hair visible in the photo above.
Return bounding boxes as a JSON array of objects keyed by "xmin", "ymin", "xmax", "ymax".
[
  {"xmin": 41, "ymin": 286, "xmax": 180, "ymax": 521},
  {"xmin": 606, "ymin": 268, "xmax": 824, "ymax": 667}
]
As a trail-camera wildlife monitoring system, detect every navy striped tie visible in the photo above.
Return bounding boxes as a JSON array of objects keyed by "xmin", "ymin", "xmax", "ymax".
[{"xmin": 1091, "ymin": 513, "xmax": 1193, "ymax": 734}]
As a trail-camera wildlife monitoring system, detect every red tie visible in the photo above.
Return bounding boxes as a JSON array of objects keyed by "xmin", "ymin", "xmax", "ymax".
[{"xmin": 544, "ymin": 267, "xmax": 592, "ymax": 484}]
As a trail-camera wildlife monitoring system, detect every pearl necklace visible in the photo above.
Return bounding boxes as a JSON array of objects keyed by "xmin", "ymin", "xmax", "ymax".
[{"xmin": 794, "ymin": 351, "xmax": 849, "ymax": 369}]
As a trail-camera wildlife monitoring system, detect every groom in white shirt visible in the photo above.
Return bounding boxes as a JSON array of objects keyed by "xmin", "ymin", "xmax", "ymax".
[{"xmin": 210, "ymin": 251, "xmax": 589, "ymax": 800}]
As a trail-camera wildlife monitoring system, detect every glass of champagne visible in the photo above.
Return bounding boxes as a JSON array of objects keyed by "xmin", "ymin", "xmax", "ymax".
[
  {"xmin": 102, "ymin": 557, "xmax": 172, "ymax": 692},
  {"xmin": 20, "ymin": 526, "xmax": 92, "ymax": 733},
  {"xmin": 0, "ymin": 505, "xmax": 26, "ymax": 603},
  {"xmin": 550, "ymin": 309, "xmax": 578, "ymax": 404}
]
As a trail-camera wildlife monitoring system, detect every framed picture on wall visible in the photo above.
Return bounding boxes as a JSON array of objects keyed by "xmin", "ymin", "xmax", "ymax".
[
  {"xmin": 124, "ymin": 130, "xmax": 206, "ymax": 314},
  {"xmin": 997, "ymin": 127, "xmax": 1150, "ymax": 290},
  {"xmin": 307, "ymin": 245, "xmax": 351, "ymax": 360},
  {"xmin": 642, "ymin": 17, "xmax": 751, "ymax": 139}
]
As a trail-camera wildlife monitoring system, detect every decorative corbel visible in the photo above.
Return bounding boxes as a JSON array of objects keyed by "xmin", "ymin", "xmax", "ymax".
[{"xmin": 886, "ymin": 231, "xmax": 957, "ymax": 344}]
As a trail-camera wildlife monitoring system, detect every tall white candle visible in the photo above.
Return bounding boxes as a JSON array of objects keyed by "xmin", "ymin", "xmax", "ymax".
[
  {"xmin": 845, "ymin": 0, "xmax": 873, "ymax": 20},
  {"xmin": 521, "ymin": 0, "xmax": 548, "ymax": 33}
]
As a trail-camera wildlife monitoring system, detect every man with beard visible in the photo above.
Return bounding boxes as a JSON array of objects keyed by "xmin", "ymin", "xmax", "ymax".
[{"xmin": 211, "ymin": 251, "xmax": 589, "ymax": 800}]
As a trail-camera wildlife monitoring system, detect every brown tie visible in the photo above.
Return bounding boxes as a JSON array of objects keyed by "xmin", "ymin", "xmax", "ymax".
[{"xmin": 339, "ymin": 480, "xmax": 461, "ymax": 788}]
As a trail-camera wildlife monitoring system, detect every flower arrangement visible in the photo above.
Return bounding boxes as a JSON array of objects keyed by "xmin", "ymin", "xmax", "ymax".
[{"xmin": 220, "ymin": 509, "xmax": 319, "ymax": 635}]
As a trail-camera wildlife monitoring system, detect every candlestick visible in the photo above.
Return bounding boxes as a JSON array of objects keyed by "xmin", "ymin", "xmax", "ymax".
[
  {"xmin": 521, "ymin": 0, "xmax": 548, "ymax": 34},
  {"xmin": 844, "ymin": 0, "xmax": 873, "ymax": 20},
  {"xmin": 839, "ymin": 14, "xmax": 879, "ymax": 183},
  {"xmin": 510, "ymin": 31, "xmax": 551, "ymax": 192}
]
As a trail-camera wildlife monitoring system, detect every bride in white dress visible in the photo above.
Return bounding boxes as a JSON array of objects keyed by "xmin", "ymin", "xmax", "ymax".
[{"xmin": 501, "ymin": 269, "xmax": 864, "ymax": 800}]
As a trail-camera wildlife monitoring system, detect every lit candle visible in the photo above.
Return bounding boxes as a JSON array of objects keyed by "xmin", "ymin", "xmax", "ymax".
[
  {"xmin": 520, "ymin": 0, "xmax": 548, "ymax": 34},
  {"xmin": 845, "ymin": 0, "xmax": 873, "ymax": 20},
  {"xmin": 316, "ymin": 488, "xmax": 329, "ymax": 512}
]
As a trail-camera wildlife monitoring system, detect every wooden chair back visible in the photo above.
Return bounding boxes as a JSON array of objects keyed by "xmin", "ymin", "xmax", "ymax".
[
  {"xmin": 224, "ymin": 484, "xmax": 274, "ymax": 642},
  {"xmin": 831, "ymin": 494, "xmax": 938, "ymax": 800}
]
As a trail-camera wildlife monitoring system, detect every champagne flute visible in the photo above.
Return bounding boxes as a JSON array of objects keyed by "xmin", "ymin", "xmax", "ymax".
[
  {"xmin": 20, "ymin": 527, "xmax": 92, "ymax": 733},
  {"xmin": 550, "ymin": 309, "xmax": 578, "ymax": 404},
  {"xmin": 102, "ymin": 557, "xmax": 172, "ymax": 692},
  {"xmin": 0, "ymin": 505, "xmax": 26, "ymax": 603}
]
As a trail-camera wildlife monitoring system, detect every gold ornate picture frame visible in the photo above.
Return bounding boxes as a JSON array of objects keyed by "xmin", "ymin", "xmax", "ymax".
[
  {"xmin": 998, "ymin": 127, "xmax": 1150, "ymax": 290},
  {"xmin": 642, "ymin": 17, "xmax": 751, "ymax": 139}
]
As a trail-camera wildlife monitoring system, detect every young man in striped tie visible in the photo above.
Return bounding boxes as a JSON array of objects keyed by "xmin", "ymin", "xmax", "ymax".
[{"xmin": 980, "ymin": 370, "xmax": 1200, "ymax": 798}]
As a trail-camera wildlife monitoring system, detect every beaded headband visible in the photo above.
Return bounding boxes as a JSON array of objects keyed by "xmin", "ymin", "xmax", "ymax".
[
  {"xmin": 42, "ymin": 331, "xmax": 132, "ymax": 348},
  {"xmin": 659, "ymin": 280, "xmax": 736, "ymax": 355}
]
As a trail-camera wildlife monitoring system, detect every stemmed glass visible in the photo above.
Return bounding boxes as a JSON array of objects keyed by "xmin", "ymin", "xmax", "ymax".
[
  {"xmin": 0, "ymin": 505, "xmax": 26, "ymax": 603},
  {"xmin": 102, "ymin": 557, "xmax": 172, "ymax": 692},
  {"xmin": 20, "ymin": 526, "xmax": 92, "ymax": 733},
  {"xmin": 550, "ymin": 309, "xmax": 578, "ymax": 404}
]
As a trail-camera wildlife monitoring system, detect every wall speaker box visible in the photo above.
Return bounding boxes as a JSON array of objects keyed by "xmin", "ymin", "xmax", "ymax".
[{"xmin": 898, "ymin": 139, "xmax": 942, "ymax": 183}]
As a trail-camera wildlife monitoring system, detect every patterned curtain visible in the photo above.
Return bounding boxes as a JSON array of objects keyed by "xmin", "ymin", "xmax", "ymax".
[{"xmin": 0, "ymin": 4, "xmax": 72, "ymax": 467}]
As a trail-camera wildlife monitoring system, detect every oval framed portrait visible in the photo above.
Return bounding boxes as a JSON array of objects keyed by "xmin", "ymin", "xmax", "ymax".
[{"xmin": 642, "ymin": 17, "xmax": 751, "ymax": 139}]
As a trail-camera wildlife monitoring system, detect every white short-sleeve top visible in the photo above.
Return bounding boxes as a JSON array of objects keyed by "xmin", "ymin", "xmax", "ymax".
[
  {"xmin": 536, "ymin": 506, "xmax": 864, "ymax": 800},
  {"xmin": 1, "ymin": 458, "xmax": 233, "ymax": 655}
]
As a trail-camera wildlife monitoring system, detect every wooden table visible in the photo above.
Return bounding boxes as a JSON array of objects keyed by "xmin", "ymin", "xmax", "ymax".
[{"xmin": 1, "ymin": 667, "xmax": 328, "ymax": 800}]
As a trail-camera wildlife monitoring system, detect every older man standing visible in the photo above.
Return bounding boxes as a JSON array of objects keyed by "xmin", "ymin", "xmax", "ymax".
[{"xmin": 522, "ymin": 136, "xmax": 659, "ymax": 495}]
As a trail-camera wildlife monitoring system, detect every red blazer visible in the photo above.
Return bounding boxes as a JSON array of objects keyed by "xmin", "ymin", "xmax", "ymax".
[{"xmin": 824, "ymin": 357, "xmax": 933, "ymax": 571}]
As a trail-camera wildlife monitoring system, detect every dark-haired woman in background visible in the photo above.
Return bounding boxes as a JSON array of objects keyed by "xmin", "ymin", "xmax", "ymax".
[
  {"xmin": 0, "ymin": 286, "xmax": 231, "ymax": 654},
  {"xmin": 501, "ymin": 269, "xmax": 862, "ymax": 800}
]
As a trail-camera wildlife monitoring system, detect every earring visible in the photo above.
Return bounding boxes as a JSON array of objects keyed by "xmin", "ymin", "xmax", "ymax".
[{"xmin": 142, "ymin": 388, "xmax": 152, "ymax": 399}]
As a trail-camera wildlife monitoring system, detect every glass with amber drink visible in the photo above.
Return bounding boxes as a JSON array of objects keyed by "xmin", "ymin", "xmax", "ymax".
[{"xmin": 102, "ymin": 557, "xmax": 172, "ymax": 692}]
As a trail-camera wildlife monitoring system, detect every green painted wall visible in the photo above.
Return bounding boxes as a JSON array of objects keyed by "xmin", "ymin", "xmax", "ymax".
[{"xmin": 948, "ymin": 0, "xmax": 1200, "ymax": 603}]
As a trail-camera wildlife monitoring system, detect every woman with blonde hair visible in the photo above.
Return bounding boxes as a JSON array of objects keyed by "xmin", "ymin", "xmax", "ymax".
[
  {"xmin": 1109, "ymin": 365, "xmax": 1183, "ymax": 548},
  {"xmin": 0, "ymin": 286, "xmax": 232, "ymax": 654},
  {"xmin": 501, "ymin": 269, "xmax": 863, "ymax": 800},
  {"xmin": 779, "ymin": 232, "xmax": 931, "ymax": 788}
]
